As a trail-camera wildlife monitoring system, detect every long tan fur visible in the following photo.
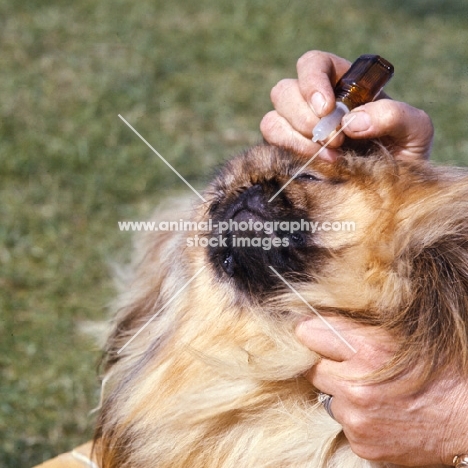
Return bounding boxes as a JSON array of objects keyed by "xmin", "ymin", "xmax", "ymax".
[{"xmin": 94, "ymin": 144, "xmax": 468, "ymax": 468}]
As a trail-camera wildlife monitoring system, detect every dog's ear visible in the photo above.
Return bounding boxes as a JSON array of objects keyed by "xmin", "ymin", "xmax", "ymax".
[
  {"xmin": 389, "ymin": 199, "xmax": 468, "ymax": 382},
  {"xmin": 408, "ymin": 235, "xmax": 468, "ymax": 370}
]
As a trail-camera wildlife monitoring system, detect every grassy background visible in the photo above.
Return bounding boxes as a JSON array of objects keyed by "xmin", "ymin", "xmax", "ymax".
[{"xmin": 2, "ymin": 0, "xmax": 468, "ymax": 465}]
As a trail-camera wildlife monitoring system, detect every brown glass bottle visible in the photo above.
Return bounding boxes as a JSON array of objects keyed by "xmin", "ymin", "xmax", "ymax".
[
  {"xmin": 334, "ymin": 54, "xmax": 394, "ymax": 110},
  {"xmin": 312, "ymin": 54, "xmax": 394, "ymax": 142}
]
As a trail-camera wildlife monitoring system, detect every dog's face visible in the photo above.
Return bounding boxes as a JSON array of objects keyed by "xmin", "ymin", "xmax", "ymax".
[{"xmin": 203, "ymin": 145, "xmax": 397, "ymax": 302}]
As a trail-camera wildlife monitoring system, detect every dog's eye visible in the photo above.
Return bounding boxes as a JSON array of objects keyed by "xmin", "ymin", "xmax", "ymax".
[
  {"xmin": 296, "ymin": 173, "xmax": 321, "ymax": 182},
  {"xmin": 209, "ymin": 200, "xmax": 220, "ymax": 215},
  {"xmin": 289, "ymin": 232, "xmax": 306, "ymax": 246}
]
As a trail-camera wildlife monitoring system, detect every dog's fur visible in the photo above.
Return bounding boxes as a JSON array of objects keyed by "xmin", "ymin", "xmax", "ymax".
[{"xmin": 94, "ymin": 144, "xmax": 468, "ymax": 468}]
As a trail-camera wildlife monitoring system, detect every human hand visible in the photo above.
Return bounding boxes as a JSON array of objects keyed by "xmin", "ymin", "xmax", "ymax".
[
  {"xmin": 296, "ymin": 316, "xmax": 468, "ymax": 466},
  {"xmin": 260, "ymin": 50, "xmax": 434, "ymax": 162}
]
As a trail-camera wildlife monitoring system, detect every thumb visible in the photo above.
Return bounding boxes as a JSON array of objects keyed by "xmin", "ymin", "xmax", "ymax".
[{"xmin": 342, "ymin": 99, "xmax": 434, "ymax": 161}]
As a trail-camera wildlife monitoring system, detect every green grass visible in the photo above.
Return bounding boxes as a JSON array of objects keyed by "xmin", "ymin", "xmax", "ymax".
[{"xmin": 1, "ymin": 0, "xmax": 468, "ymax": 465}]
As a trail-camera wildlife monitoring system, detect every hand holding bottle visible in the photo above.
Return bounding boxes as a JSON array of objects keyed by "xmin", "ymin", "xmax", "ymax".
[{"xmin": 260, "ymin": 50, "xmax": 434, "ymax": 161}]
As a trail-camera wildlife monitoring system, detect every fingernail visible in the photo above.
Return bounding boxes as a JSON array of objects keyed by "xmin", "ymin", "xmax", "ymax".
[
  {"xmin": 311, "ymin": 92, "xmax": 327, "ymax": 117},
  {"xmin": 343, "ymin": 111, "xmax": 371, "ymax": 133}
]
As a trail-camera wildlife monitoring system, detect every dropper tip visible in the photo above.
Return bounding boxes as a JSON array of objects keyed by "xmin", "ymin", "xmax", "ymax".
[{"xmin": 311, "ymin": 102, "xmax": 350, "ymax": 144}]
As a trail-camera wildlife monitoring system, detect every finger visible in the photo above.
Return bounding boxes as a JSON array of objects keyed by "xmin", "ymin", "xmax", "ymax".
[
  {"xmin": 308, "ymin": 354, "xmax": 374, "ymax": 391},
  {"xmin": 295, "ymin": 317, "xmax": 357, "ymax": 362},
  {"xmin": 260, "ymin": 111, "xmax": 341, "ymax": 162},
  {"xmin": 305, "ymin": 360, "xmax": 349, "ymax": 426},
  {"xmin": 296, "ymin": 50, "xmax": 351, "ymax": 117},
  {"xmin": 306, "ymin": 357, "xmax": 343, "ymax": 392},
  {"xmin": 269, "ymin": 79, "xmax": 344, "ymax": 149},
  {"xmin": 342, "ymin": 100, "xmax": 434, "ymax": 161},
  {"xmin": 270, "ymin": 79, "xmax": 317, "ymax": 138}
]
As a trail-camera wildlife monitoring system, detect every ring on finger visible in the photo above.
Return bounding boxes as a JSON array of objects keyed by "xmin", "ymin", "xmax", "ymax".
[{"xmin": 318, "ymin": 392, "xmax": 335, "ymax": 420}]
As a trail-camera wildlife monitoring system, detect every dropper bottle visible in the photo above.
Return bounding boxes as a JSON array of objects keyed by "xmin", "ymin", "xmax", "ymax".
[{"xmin": 312, "ymin": 54, "xmax": 394, "ymax": 143}]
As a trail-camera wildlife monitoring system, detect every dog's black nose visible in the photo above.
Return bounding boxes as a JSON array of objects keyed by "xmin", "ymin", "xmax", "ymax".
[
  {"xmin": 241, "ymin": 184, "xmax": 266, "ymax": 212},
  {"xmin": 225, "ymin": 184, "xmax": 268, "ymax": 223},
  {"xmin": 207, "ymin": 183, "xmax": 315, "ymax": 296}
]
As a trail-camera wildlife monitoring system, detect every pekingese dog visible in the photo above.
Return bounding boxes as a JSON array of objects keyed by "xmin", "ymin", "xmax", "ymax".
[{"xmin": 93, "ymin": 144, "xmax": 468, "ymax": 468}]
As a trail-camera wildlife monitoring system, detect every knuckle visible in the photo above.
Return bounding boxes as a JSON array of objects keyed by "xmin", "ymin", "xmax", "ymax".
[
  {"xmin": 342, "ymin": 414, "xmax": 388, "ymax": 461},
  {"xmin": 349, "ymin": 443, "xmax": 384, "ymax": 462},
  {"xmin": 295, "ymin": 111, "xmax": 315, "ymax": 133},
  {"xmin": 296, "ymin": 50, "xmax": 323, "ymax": 71},
  {"xmin": 270, "ymin": 79, "xmax": 295, "ymax": 105},
  {"xmin": 341, "ymin": 411, "xmax": 368, "ymax": 438},
  {"xmin": 380, "ymin": 101, "xmax": 400, "ymax": 128},
  {"xmin": 416, "ymin": 108, "xmax": 435, "ymax": 138},
  {"xmin": 378, "ymin": 101, "xmax": 434, "ymax": 140},
  {"xmin": 346, "ymin": 385, "xmax": 374, "ymax": 408},
  {"xmin": 259, "ymin": 112, "xmax": 280, "ymax": 140}
]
